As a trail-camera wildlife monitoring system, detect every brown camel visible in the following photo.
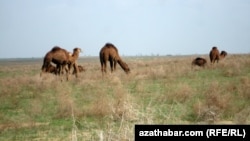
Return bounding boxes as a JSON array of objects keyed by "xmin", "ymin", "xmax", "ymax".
[
  {"xmin": 209, "ymin": 46, "xmax": 220, "ymax": 64},
  {"xmin": 45, "ymin": 64, "xmax": 57, "ymax": 74},
  {"xmin": 209, "ymin": 46, "xmax": 227, "ymax": 64},
  {"xmin": 72, "ymin": 65, "xmax": 86, "ymax": 75},
  {"xmin": 191, "ymin": 57, "xmax": 207, "ymax": 68},
  {"xmin": 99, "ymin": 43, "xmax": 130, "ymax": 75},
  {"xmin": 40, "ymin": 46, "xmax": 82, "ymax": 80},
  {"xmin": 220, "ymin": 50, "xmax": 227, "ymax": 59},
  {"xmin": 41, "ymin": 46, "xmax": 70, "ymax": 79}
]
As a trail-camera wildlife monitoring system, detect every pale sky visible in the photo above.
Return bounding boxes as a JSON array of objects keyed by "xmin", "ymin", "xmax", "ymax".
[{"xmin": 0, "ymin": 0, "xmax": 250, "ymax": 58}]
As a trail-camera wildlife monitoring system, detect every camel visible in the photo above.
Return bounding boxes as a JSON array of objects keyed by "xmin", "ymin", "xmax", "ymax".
[
  {"xmin": 209, "ymin": 46, "xmax": 220, "ymax": 64},
  {"xmin": 45, "ymin": 64, "xmax": 57, "ymax": 74},
  {"xmin": 72, "ymin": 65, "xmax": 86, "ymax": 75},
  {"xmin": 66, "ymin": 48, "xmax": 82, "ymax": 78},
  {"xmin": 99, "ymin": 43, "xmax": 130, "ymax": 75},
  {"xmin": 41, "ymin": 46, "xmax": 69, "ymax": 79},
  {"xmin": 191, "ymin": 57, "xmax": 207, "ymax": 68},
  {"xmin": 220, "ymin": 50, "xmax": 227, "ymax": 59},
  {"xmin": 40, "ymin": 46, "xmax": 82, "ymax": 80},
  {"xmin": 209, "ymin": 46, "xmax": 227, "ymax": 64}
]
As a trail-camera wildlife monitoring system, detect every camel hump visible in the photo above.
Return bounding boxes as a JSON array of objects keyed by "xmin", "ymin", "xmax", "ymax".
[
  {"xmin": 212, "ymin": 46, "xmax": 218, "ymax": 50},
  {"xmin": 105, "ymin": 43, "xmax": 115, "ymax": 47},
  {"xmin": 104, "ymin": 42, "xmax": 118, "ymax": 52},
  {"xmin": 51, "ymin": 46, "xmax": 62, "ymax": 52},
  {"xmin": 195, "ymin": 57, "xmax": 203, "ymax": 61}
]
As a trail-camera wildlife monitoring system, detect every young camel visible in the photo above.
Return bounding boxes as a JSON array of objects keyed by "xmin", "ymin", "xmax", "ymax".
[
  {"xmin": 66, "ymin": 48, "xmax": 82, "ymax": 78},
  {"xmin": 40, "ymin": 46, "xmax": 81, "ymax": 80},
  {"xmin": 99, "ymin": 43, "xmax": 130, "ymax": 76}
]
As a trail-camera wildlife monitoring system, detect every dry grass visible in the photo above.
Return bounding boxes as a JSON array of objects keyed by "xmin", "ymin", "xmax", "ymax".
[{"xmin": 0, "ymin": 54, "xmax": 250, "ymax": 140}]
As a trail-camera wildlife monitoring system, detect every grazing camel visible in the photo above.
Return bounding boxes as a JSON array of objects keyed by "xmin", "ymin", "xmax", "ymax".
[
  {"xmin": 40, "ymin": 46, "xmax": 82, "ymax": 80},
  {"xmin": 41, "ymin": 46, "xmax": 70, "ymax": 79},
  {"xmin": 191, "ymin": 57, "xmax": 207, "ymax": 68},
  {"xmin": 99, "ymin": 43, "xmax": 130, "ymax": 75},
  {"xmin": 209, "ymin": 46, "xmax": 220, "ymax": 64}
]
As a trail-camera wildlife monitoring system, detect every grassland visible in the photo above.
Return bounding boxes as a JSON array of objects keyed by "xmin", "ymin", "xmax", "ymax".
[{"xmin": 0, "ymin": 54, "xmax": 250, "ymax": 140}]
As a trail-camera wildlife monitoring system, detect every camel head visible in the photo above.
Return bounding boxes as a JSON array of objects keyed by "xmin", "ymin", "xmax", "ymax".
[
  {"xmin": 212, "ymin": 46, "xmax": 218, "ymax": 50},
  {"xmin": 123, "ymin": 62, "xmax": 130, "ymax": 74},
  {"xmin": 73, "ymin": 48, "xmax": 82, "ymax": 54},
  {"xmin": 71, "ymin": 48, "xmax": 82, "ymax": 58}
]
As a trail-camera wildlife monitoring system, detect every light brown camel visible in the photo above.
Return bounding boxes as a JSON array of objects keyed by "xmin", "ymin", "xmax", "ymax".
[
  {"xmin": 99, "ymin": 43, "xmax": 130, "ymax": 75},
  {"xmin": 191, "ymin": 57, "xmax": 207, "ymax": 68},
  {"xmin": 209, "ymin": 46, "xmax": 220, "ymax": 64},
  {"xmin": 40, "ymin": 46, "xmax": 81, "ymax": 80},
  {"xmin": 66, "ymin": 48, "xmax": 82, "ymax": 78}
]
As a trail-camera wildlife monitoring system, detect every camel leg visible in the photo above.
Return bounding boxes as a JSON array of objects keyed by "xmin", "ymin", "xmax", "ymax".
[
  {"xmin": 101, "ymin": 63, "xmax": 104, "ymax": 76},
  {"xmin": 65, "ymin": 63, "xmax": 73, "ymax": 81},
  {"xmin": 61, "ymin": 64, "xmax": 66, "ymax": 75},
  {"xmin": 59, "ymin": 64, "xmax": 65, "ymax": 81},
  {"xmin": 67, "ymin": 63, "xmax": 72, "ymax": 75},
  {"xmin": 103, "ymin": 60, "xmax": 107, "ymax": 74},
  {"xmin": 56, "ymin": 64, "xmax": 62, "ymax": 75},
  {"xmin": 100, "ymin": 60, "xmax": 106, "ymax": 77},
  {"xmin": 102, "ymin": 60, "xmax": 108, "ymax": 77},
  {"xmin": 40, "ymin": 61, "xmax": 50, "ymax": 77},
  {"xmin": 62, "ymin": 64, "xmax": 69, "ymax": 81},
  {"xmin": 114, "ymin": 60, "xmax": 117, "ymax": 72},
  {"xmin": 73, "ymin": 63, "xmax": 79, "ymax": 78},
  {"xmin": 64, "ymin": 64, "xmax": 69, "ymax": 74},
  {"xmin": 110, "ymin": 59, "xmax": 114, "ymax": 73}
]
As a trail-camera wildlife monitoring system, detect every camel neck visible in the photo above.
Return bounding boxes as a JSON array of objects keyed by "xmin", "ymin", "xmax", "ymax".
[
  {"xmin": 117, "ymin": 60, "xmax": 126, "ymax": 70},
  {"xmin": 72, "ymin": 53, "xmax": 79, "ymax": 58}
]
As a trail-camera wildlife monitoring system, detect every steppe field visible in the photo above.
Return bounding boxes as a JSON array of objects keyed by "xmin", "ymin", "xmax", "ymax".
[{"xmin": 0, "ymin": 54, "xmax": 250, "ymax": 140}]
